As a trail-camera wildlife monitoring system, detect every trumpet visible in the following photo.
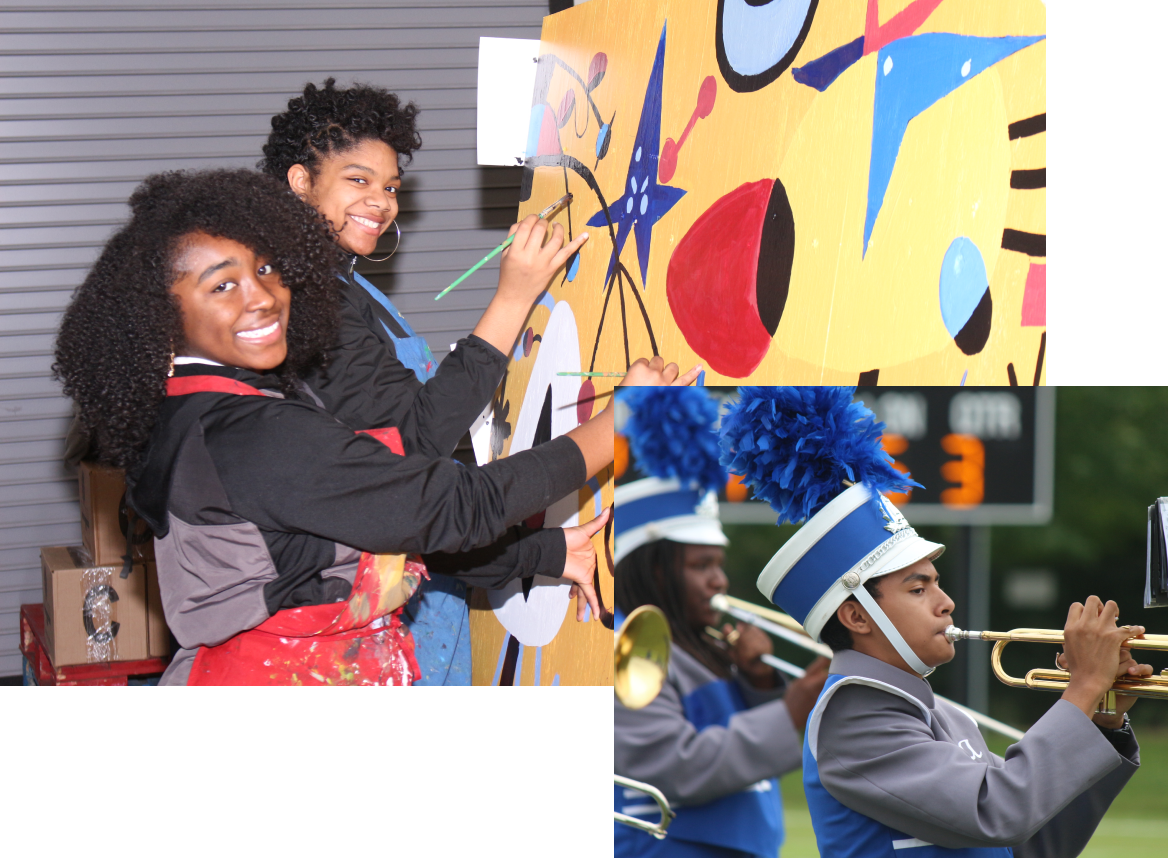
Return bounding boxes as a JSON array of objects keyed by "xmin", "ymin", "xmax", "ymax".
[
  {"xmin": 945, "ymin": 626, "xmax": 1168, "ymax": 714},
  {"xmin": 614, "ymin": 606, "xmax": 676, "ymax": 839},
  {"xmin": 710, "ymin": 594, "xmax": 1026, "ymax": 742}
]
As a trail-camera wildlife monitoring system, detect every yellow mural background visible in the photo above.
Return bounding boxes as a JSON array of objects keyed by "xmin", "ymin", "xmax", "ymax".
[
  {"xmin": 468, "ymin": 0, "xmax": 1045, "ymax": 684},
  {"xmin": 513, "ymin": 0, "xmax": 1046, "ymax": 385}
]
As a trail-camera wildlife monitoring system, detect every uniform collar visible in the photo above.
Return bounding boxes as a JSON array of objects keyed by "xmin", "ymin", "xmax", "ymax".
[{"xmin": 829, "ymin": 649, "xmax": 936, "ymax": 708}]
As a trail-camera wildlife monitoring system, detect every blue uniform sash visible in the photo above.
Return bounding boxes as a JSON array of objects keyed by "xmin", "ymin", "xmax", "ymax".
[
  {"xmin": 804, "ymin": 674, "xmax": 1013, "ymax": 858},
  {"xmin": 615, "ymin": 675, "xmax": 783, "ymax": 858}
]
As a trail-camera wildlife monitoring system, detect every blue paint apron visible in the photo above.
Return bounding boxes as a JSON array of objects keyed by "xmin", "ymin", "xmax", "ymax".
[{"xmin": 347, "ymin": 269, "xmax": 470, "ymax": 686}]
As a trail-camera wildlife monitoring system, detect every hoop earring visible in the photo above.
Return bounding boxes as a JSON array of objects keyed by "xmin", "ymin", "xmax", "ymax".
[{"xmin": 361, "ymin": 221, "xmax": 401, "ymax": 263}]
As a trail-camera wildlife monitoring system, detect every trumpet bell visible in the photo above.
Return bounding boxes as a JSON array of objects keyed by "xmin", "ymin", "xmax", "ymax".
[{"xmin": 615, "ymin": 605, "xmax": 672, "ymax": 709}]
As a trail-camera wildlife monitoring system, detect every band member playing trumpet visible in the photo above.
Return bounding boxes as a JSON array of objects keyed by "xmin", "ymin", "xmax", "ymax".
[
  {"xmin": 614, "ymin": 388, "xmax": 830, "ymax": 858},
  {"xmin": 720, "ymin": 387, "xmax": 1148, "ymax": 858}
]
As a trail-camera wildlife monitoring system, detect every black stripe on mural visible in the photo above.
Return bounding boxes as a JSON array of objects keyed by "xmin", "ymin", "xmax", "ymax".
[
  {"xmin": 858, "ymin": 369, "xmax": 880, "ymax": 385},
  {"xmin": 1002, "ymin": 229, "xmax": 1046, "ymax": 257},
  {"xmin": 1033, "ymin": 331, "xmax": 1046, "ymax": 386},
  {"xmin": 1008, "ymin": 113, "xmax": 1046, "ymax": 140},
  {"xmin": 1010, "ymin": 168, "xmax": 1046, "ymax": 189}
]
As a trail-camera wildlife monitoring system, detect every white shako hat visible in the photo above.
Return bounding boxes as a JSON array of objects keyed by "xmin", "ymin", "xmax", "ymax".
[
  {"xmin": 615, "ymin": 477, "xmax": 727, "ymax": 565},
  {"xmin": 615, "ymin": 388, "xmax": 728, "ymax": 566},
  {"xmin": 719, "ymin": 387, "xmax": 945, "ymax": 677}
]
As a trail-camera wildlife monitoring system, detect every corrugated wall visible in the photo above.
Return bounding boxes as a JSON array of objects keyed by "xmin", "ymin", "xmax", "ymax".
[{"xmin": 0, "ymin": 0, "xmax": 547, "ymax": 676}]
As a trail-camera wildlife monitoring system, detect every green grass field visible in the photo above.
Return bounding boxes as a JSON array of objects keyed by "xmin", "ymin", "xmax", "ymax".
[{"xmin": 776, "ymin": 728, "xmax": 1168, "ymax": 858}]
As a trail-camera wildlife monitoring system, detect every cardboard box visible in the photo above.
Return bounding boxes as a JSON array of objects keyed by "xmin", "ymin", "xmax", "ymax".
[
  {"xmin": 40, "ymin": 546, "xmax": 148, "ymax": 666},
  {"xmin": 78, "ymin": 461, "xmax": 154, "ymax": 566},
  {"xmin": 145, "ymin": 561, "xmax": 171, "ymax": 659}
]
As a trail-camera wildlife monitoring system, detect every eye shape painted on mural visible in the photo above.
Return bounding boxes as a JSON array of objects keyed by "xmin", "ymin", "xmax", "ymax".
[
  {"xmin": 666, "ymin": 178, "xmax": 795, "ymax": 378},
  {"xmin": 939, "ymin": 237, "xmax": 991, "ymax": 357},
  {"xmin": 715, "ymin": 0, "xmax": 820, "ymax": 93}
]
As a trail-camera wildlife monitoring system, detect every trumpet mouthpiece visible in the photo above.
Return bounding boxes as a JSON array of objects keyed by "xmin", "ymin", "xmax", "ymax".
[
  {"xmin": 944, "ymin": 627, "xmax": 988, "ymax": 642},
  {"xmin": 710, "ymin": 594, "xmax": 730, "ymax": 613}
]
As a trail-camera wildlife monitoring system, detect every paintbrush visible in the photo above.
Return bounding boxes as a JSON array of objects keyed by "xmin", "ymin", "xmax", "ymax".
[
  {"xmin": 434, "ymin": 193, "xmax": 574, "ymax": 300},
  {"xmin": 557, "ymin": 371, "xmax": 626, "ymax": 378}
]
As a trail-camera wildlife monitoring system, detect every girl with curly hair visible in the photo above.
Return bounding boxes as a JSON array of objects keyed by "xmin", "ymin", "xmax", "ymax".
[
  {"xmin": 260, "ymin": 78, "xmax": 700, "ymax": 683},
  {"xmin": 54, "ymin": 168, "xmax": 626, "ymax": 686}
]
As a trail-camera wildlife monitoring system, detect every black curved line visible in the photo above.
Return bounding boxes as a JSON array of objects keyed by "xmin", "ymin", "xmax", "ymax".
[
  {"xmin": 617, "ymin": 260, "xmax": 659, "ymax": 357},
  {"xmin": 715, "ymin": 0, "xmax": 820, "ymax": 93},
  {"xmin": 617, "ymin": 267, "xmax": 630, "ymax": 368},
  {"xmin": 590, "ymin": 268, "xmax": 618, "ymax": 372},
  {"xmin": 548, "ymin": 55, "xmax": 606, "ymax": 127},
  {"xmin": 526, "ymin": 153, "xmax": 658, "ymax": 362}
]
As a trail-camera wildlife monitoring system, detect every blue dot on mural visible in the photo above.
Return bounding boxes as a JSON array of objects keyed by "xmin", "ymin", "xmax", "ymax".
[
  {"xmin": 938, "ymin": 237, "xmax": 989, "ymax": 338},
  {"xmin": 566, "ymin": 251, "xmax": 581, "ymax": 281},
  {"xmin": 596, "ymin": 124, "xmax": 610, "ymax": 158}
]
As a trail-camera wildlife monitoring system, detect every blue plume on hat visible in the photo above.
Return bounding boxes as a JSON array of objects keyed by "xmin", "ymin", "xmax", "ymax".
[
  {"xmin": 718, "ymin": 387, "xmax": 921, "ymax": 524},
  {"xmin": 620, "ymin": 387, "xmax": 726, "ymax": 494}
]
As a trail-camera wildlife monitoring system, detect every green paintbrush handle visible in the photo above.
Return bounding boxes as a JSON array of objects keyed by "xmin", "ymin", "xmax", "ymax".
[{"xmin": 434, "ymin": 234, "xmax": 516, "ymax": 301}]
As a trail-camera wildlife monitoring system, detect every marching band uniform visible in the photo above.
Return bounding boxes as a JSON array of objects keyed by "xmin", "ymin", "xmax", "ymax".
[
  {"xmin": 614, "ymin": 473, "xmax": 803, "ymax": 858},
  {"xmin": 720, "ymin": 388, "xmax": 1142, "ymax": 858}
]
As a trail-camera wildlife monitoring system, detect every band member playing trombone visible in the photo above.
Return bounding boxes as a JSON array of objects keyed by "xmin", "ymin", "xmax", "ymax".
[
  {"xmin": 614, "ymin": 388, "xmax": 830, "ymax": 858},
  {"xmin": 720, "ymin": 387, "xmax": 1148, "ymax": 858}
]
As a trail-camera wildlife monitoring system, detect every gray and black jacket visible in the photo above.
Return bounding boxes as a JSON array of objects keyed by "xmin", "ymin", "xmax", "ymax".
[
  {"xmin": 301, "ymin": 266, "xmax": 505, "ymax": 453},
  {"xmin": 127, "ymin": 363, "xmax": 584, "ymax": 685}
]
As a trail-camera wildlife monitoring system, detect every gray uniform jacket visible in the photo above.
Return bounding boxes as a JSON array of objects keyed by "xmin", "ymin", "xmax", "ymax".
[
  {"xmin": 614, "ymin": 642, "xmax": 803, "ymax": 806},
  {"xmin": 813, "ymin": 650, "xmax": 1140, "ymax": 856}
]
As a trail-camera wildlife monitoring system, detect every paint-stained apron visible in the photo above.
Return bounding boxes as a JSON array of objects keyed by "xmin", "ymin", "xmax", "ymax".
[{"xmin": 166, "ymin": 375, "xmax": 426, "ymax": 686}]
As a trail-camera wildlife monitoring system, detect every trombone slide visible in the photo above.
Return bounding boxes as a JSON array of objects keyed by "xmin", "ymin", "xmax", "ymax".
[{"xmin": 615, "ymin": 774, "xmax": 676, "ymax": 839}]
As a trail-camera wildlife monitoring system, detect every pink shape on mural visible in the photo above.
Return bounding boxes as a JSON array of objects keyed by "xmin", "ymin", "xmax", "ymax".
[{"xmin": 1020, "ymin": 262, "xmax": 1045, "ymax": 326}]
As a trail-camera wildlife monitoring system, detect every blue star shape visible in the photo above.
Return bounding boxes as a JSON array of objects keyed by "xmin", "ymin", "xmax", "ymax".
[{"xmin": 588, "ymin": 23, "xmax": 685, "ymax": 290}]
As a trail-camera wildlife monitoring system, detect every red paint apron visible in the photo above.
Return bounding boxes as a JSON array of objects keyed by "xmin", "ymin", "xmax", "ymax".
[{"xmin": 166, "ymin": 375, "xmax": 427, "ymax": 686}]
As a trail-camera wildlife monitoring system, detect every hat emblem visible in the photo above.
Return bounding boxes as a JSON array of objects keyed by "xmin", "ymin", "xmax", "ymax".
[{"xmin": 879, "ymin": 495, "xmax": 911, "ymax": 534}]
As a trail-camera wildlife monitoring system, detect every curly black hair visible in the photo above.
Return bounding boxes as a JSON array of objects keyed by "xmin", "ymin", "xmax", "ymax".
[
  {"xmin": 260, "ymin": 78, "xmax": 423, "ymax": 181},
  {"xmin": 53, "ymin": 168, "xmax": 343, "ymax": 471}
]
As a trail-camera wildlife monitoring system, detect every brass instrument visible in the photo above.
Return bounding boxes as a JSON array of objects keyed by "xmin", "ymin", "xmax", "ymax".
[
  {"xmin": 711, "ymin": 594, "xmax": 1026, "ymax": 742},
  {"xmin": 614, "ymin": 606, "xmax": 676, "ymax": 839},
  {"xmin": 614, "ymin": 605, "xmax": 672, "ymax": 710},
  {"xmin": 946, "ymin": 626, "xmax": 1168, "ymax": 714},
  {"xmin": 614, "ymin": 775, "xmax": 676, "ymax": 839}
]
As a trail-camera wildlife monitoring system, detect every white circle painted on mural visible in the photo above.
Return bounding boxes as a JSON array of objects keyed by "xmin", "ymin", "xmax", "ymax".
[{"xmin": 487, "ymin": 301, "xmax": 583, "ymax": 646}]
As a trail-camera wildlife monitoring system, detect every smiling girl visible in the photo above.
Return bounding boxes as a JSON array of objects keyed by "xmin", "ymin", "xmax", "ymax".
[
  {"xmin": 53, "ymin": 169, "xmax": 622, "ymax": 686},
  {"xmin": 259, "ymin": 79, "xmax": 700, "ymax": 683}
]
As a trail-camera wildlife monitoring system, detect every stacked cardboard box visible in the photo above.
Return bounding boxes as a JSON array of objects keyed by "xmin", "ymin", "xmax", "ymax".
[{"xmin": 38, "ymin": 463, "xmax": 171, "ymax": 668}]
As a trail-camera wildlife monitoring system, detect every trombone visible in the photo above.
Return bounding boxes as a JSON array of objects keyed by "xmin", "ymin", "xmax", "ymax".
[
  {"xmin": 946, "ymin": 626, "xmax": 1168, "ymax": 715},
  {"xmin": 614, "ymin": 606, "xmax": 677, "ymax": 839},
  {"xmin": 709, "ymin": 594, "xmax": 1026, "ymax": 742}
]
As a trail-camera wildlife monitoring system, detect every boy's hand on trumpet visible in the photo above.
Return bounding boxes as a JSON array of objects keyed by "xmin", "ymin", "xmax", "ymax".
[
  {"xmin": 1056, "ymin": 619, "xmax": 1154, "ymax": 727},
  {"xmin": 1058, "ymin": 596, "xmax": 1151, "ymax": 726}
]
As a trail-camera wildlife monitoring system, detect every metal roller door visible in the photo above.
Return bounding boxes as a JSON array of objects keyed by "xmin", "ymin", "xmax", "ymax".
[{"xmin": 0, "ymin": 0, "xmax": 547, "ymax": 676}]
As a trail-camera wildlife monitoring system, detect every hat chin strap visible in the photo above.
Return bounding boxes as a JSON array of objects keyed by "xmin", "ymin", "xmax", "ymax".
[{"xmin": 849, "ymin": 581, "xmax": 935, "ymax": 678}]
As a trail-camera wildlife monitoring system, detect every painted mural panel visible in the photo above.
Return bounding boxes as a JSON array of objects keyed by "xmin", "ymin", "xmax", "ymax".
[
  {"xmin": 468, "ymin": 0, "xmax": 1044, "ymax": 684},
  {"xmin": 509, "ymin": 0, "xmax": 1046, "ymax": 386}
]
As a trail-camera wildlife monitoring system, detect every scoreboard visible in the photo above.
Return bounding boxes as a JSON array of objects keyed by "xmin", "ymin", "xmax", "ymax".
[{"xmin": 615, "ymin": 388, "xmax": 1055, "ymax": 527}]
